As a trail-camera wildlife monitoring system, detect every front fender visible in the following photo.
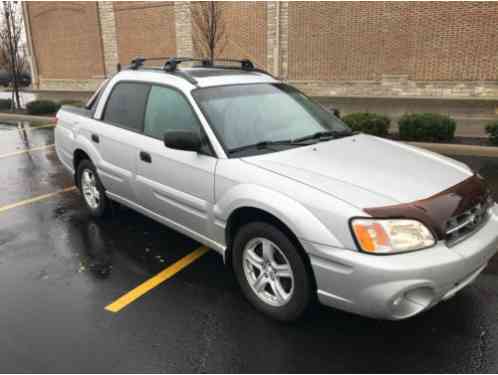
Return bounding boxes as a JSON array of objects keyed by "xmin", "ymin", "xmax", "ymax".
[{"xmin": 213, "ymin": 183, "xmax": 344, "ymax": 248}]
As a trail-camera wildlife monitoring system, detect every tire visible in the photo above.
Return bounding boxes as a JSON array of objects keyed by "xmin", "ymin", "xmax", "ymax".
[
  {"xmin": 76, "ymin": 159, "xmax": 110, "ymax": 218},
  {"xmin": 232, "ymin": 221, "xmax": 312, "ymax": 322}
]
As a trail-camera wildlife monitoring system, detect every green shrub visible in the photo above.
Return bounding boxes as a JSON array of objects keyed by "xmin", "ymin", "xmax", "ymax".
[
  {"xmin": 398, "ymin": 113, "xmax": 456, "ymax": 142},
  {"xmin": 485, "ymin": 120, "xmax": 498, "ymax": 146},
  {"xmin": 26, "ymin": 100, "xmax": 61, "ymax": 115},
  {"xmin": 0, "ymin": 98, "xmax": 12, "ymax": 110},
  {"xmin": 341, "ymin": 112, "xmax": 390, "ymax": 136},
  {"xmin": 59, "ymin": 99, "xmax": 85, "ymax": 107}
]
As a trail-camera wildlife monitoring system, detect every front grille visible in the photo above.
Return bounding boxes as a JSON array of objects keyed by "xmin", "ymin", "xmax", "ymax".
[{"xmin": 445, "ymin": 196, "xmax": 492, "ymax": 246}]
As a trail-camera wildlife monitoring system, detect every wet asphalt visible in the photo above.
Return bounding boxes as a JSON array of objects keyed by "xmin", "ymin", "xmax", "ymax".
[{"xmin": 1, "ymin": 124, "xmax": 498, "ymax": 373}]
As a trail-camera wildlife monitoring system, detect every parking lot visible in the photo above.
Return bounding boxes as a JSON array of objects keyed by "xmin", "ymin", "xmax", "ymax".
[{"xmin": 1, "ymin": 123, "xmax": 498, "ymax": 373}]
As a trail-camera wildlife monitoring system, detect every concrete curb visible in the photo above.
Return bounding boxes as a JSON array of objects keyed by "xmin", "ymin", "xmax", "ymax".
[
  {"xmin": 409, "ymin": 141, "xmax": 498, "ymax": 157},
  {"xmin": 0, "ymin": 112, "xmax": 55, "ymax": 123}
]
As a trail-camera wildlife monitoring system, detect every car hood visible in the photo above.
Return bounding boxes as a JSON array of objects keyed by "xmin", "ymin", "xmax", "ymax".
[{"xmin": 242, "ymin": 134, "xmax": 473, "ymax": 208}]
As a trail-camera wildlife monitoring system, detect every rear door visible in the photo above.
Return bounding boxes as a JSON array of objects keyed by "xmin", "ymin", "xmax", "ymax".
[
  {"xmin": 96, "ymin": 81, "xmax": 150, "ymax": 202},
  {"xmin": 134, "ymin": 85, "xmax": 217, "ymax": 239}
]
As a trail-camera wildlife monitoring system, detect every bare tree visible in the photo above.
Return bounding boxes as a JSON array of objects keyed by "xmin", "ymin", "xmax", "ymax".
[
  {"xmin": 0, "ymin": 1, "xmax": 24, "ymax": 110},
  {"xmin": 191, "ymin": 2, "xmax": 226, "ymax": 64}
]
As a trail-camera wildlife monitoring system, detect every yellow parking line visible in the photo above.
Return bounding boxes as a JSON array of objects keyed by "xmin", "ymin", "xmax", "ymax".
[
  {"xmin": 24, "ymin": 123, "xmax": 55, "ymax": 130},
  {"xmin": 0, "ymin": 144, "xmax": 54, "ymax": 159},
  {"xmin": 105, "ymin": 245, "xmax": 210, "ymax": 313},
  {"xmin": 0, "ymin": 186, "xmax": 77, "ymax": 214}
]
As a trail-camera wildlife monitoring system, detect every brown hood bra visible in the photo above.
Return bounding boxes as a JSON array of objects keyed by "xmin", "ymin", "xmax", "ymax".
[{"xmin": 364, "ymin": 174, "xmax": 492, "ymax": 241}]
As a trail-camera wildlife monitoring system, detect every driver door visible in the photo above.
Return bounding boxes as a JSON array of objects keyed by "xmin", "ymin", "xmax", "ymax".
[{"xmin": 134, "ymin": 85, "xmax": 217, "ymax": 240}]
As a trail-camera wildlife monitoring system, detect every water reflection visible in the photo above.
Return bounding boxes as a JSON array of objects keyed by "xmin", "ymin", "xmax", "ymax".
[{"xmin": 77, "ymin": 219, "xmax": 113, "ymax": 279}]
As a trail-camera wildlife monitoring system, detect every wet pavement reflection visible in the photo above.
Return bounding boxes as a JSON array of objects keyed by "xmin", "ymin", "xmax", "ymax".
[
  {"xmin": 0, "ymin": 125, "xmax": 497, "ymax": 372},
  {"xmin": 0, "ymin": 122, "xmax": 54, "ymax": 153}
]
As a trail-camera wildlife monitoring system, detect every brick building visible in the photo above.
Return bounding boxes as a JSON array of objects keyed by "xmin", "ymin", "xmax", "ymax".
[{"xmin": 23, "ymin": 2, "xmax": 498, "ymax": 107}]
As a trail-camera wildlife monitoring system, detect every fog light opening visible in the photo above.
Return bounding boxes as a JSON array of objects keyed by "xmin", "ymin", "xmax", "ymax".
[{"xmin": 390, "ymin": 286, "xmax": 435, "ymax": 319}]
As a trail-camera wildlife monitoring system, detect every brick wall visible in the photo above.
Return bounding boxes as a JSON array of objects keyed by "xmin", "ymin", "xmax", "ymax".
[
  {"xmin": 288, "ymin": 2, "xmax": 498, "ymax": 82},
  {"xmin": 191, "ymin": 2, "xmax": 267, "ymax": 68},
  {"xmin": 26, "ymin": 2, "xmax": 105, "ymax": 80},
  {"xmin": 113, "ymin": 1, "xmax": 177, "ymax": 66},
  {"xmin": 24, "ymin": 1, "xmax": 498, "ymax": 98}
]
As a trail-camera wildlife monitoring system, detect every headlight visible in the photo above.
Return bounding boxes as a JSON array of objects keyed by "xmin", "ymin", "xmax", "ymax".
[{"xmin": 351, "ymin": 218, "xmax": 435, "ymax": 254}]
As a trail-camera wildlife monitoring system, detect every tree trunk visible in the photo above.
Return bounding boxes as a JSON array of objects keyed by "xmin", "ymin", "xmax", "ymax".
[{"xmin": 3, "ymin": 2, "xmax": 21, "ymax": 111}]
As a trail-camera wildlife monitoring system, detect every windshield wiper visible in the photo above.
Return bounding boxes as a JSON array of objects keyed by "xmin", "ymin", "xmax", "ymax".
[
  {"xmin": 227, "ymin": 139, "xmax": 299, "ymax": 155},
  {"xmin": 227, "ymin": 130, "xmax": 353, "ymax": 155},
  {"xmin": 291, "ymin": 130, "xmax": 353, "ymax": 144}
]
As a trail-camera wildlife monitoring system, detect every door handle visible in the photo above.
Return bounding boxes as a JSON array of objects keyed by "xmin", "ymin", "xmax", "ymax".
[
  {"xmin": 139, "ymin": 151, "xmax": 152, "ymax": 163},
  {"xmin": 91, "ymin": 134, "xmax": 99, "ymax": 143}
]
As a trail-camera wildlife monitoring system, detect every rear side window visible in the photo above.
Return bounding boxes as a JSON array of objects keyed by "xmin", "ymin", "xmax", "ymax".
[{"xmin": 103, "ymin": 82, "xmax": 150, "ymax": 132}]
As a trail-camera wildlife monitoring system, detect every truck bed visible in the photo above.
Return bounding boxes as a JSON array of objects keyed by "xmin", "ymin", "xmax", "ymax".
[{"xmin": 60, "ymin": 105, "xmax": 92, "ymax": 119}]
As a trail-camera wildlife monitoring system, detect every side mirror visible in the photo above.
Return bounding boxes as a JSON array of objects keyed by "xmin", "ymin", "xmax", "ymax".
[{"xmin": 163, "ymin": 130, "xmax": 201, "ymax": 152}]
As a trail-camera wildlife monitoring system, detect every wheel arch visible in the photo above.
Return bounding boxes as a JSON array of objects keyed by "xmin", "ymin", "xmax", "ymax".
[
  {"xmin": 224, "ymin": 206, "xmax": 318, "ymax": 292},
  {"xmin": 72, "ymin": 135, "xmax": 101, "ymax": 188},
  {"xmin": 73, "ymin": 148, "xmax": 91, "ymax": 188},
  {"xmin": 216, "ymin": 184, "xmax": 342, "ymax": 251},
  {"xmin": 73, "ymin": 148, "xmax": 90, "ymax": 170}
]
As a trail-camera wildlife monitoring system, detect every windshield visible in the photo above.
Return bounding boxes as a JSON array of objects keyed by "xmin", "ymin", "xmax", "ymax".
[{"xmin": 192, "ymin": 83, "xmax": 351, "ymax": 155}]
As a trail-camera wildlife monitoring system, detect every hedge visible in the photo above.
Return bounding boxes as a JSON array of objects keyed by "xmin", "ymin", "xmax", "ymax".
[
  {"xmin": 341, "ymin": 112, "xmax": 390, "ymax": 137},
  {"xmin": 0, "ymin": 98, "xmax": 12, "ymax": 110},
  {"xmin": 485, "ymin": 120, "xmax": 498, "ymax": 146},
  {"xmin": 398, "ymin": 113, "xmax": 456, "ymax": 142},
  {"xmin": 26, "ymin": 100, "xmax": 61, "ymax": 115}
]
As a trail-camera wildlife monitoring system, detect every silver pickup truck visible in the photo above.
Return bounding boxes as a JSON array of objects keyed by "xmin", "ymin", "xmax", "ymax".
[{"xmin": 55, "ymin": 57, "xmax": 498, "ymax": 321}]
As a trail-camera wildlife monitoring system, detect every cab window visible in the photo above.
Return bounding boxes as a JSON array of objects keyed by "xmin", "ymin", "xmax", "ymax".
[
  {"xmin": 144, "ymin": 85, "xmax": 212, "ymax": 155},
  {"xmin": 103, "ymin": 82, "xmax": 150, "ymax": 132}
]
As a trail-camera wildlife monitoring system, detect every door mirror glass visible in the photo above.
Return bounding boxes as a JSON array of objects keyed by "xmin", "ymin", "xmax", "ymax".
[{"xmin": 164, "ymin": 130, "xmax": 201, "ymax": 152}]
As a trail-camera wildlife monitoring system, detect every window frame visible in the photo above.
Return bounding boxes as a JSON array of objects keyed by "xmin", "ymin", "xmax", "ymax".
[
  {"xmin": 143, "ymin": 83, "xmax": 216, "ymax": 157},
  {"xmin": 101, "ymin": 80, "xmax": 152, "ymax": 134},
  {"xmin": 191, "ymin": 82, "xmax": 349, "ymax": 158},
  {"xmin": 99, "ymin": 78, "xmax": 216, "ymax": 157},
  {"xmin": 86, "ymin": 79, "xmax": 110, "ymax": 117}
]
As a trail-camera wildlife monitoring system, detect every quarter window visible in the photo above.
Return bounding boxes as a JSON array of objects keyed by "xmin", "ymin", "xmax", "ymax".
[{"xmin": 103, "ymin": 82, "xmax": 150, "ymax": 132}]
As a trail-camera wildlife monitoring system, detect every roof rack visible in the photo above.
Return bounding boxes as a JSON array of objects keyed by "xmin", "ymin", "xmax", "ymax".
[
  {"xmin": 126, "ymin": 56, "xmax": 199, "ymax": 85},
  {"xmin": 163, "ymin": 57, "xmax": 256, "ymax": 72},
  {"xmin": 199, "ymin": 58, "xmax": 276, "ymax": 79},
  {"xmin": 123, "ymin": 56, "xmax": 275, "ymax": 86},
  {"xmin": 128, "ymin": 56, "xmax": 171, "ymax": 70},
  {"xmin": 163, "ymin": 57, "xmax": 211, "ymax": 72}
]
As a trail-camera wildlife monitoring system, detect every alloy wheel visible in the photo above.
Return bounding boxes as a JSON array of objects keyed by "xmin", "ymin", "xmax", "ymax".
[
  {"xmin": 81, "ymin": 169, "xmax": 100, "ymax": 210},
  {"xmin": 242, "ymin": 237, "xmax": 295, "ymax": 307}
]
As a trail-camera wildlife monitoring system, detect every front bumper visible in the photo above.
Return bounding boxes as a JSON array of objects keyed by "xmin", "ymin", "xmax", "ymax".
[{"xmin": 304, "ymin": 205, "xmax": 498, "ymax": 320}]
